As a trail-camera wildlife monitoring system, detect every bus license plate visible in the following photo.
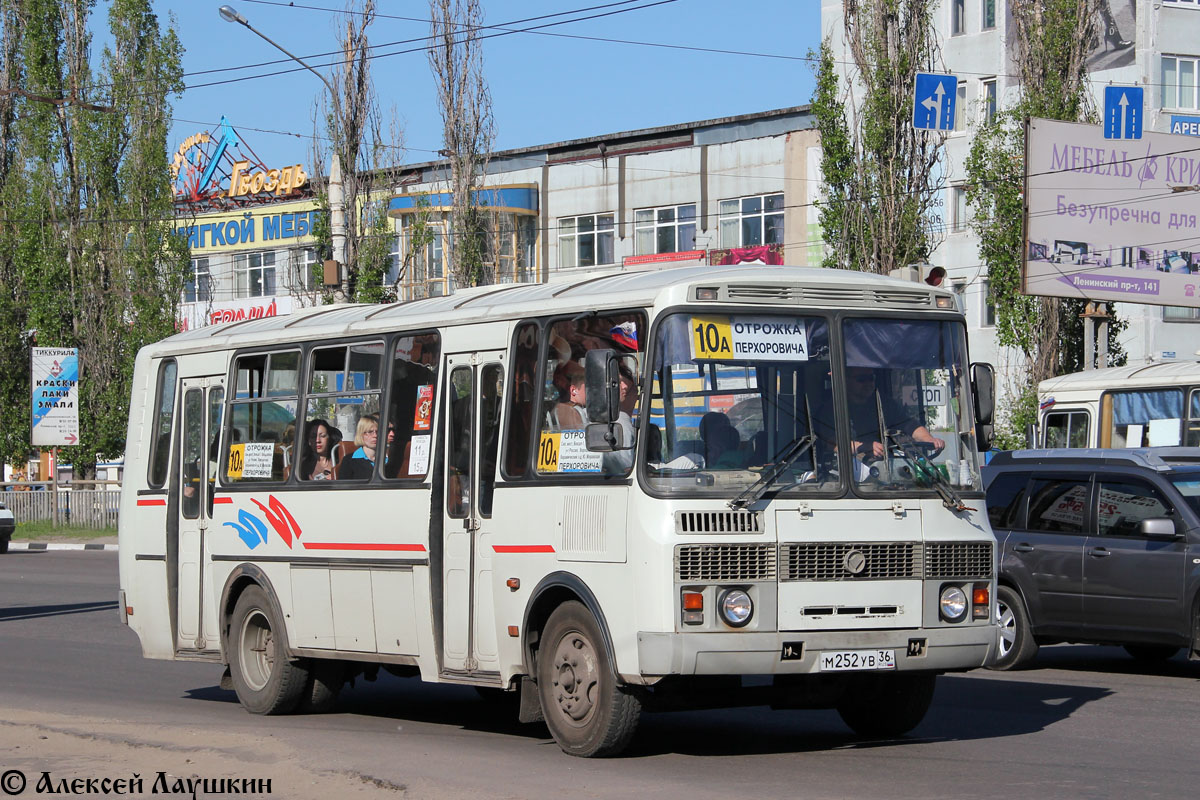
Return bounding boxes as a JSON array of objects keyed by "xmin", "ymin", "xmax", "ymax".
[{"xmin": 818, "ymin": 649, "xmax": 896, "ymax": 672}]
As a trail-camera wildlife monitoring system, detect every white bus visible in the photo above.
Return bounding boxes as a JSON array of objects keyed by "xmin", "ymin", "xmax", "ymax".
[
  {"xmin": 1037, "ymin": 361, "xmax": 1200, "ymax": 449},
  {"xmin": 119, "ymin": 265, "xmax": 999, "ymax": 757}
]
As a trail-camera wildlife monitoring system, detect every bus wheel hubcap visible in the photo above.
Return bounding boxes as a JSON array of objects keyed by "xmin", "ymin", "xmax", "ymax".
[{"xmin": 552, "ymin": 632, "xmax": 598, "ymax": 723}]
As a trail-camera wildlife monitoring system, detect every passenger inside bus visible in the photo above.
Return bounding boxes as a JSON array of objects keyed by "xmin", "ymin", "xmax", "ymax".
[
  {"xmin": 339, "ymin": 414, "xmax": 379, "ymax": 480},
  {"xmin": 300, "ymin": 419, "xmax": 340, "ymax": 481},
  {"xmin": 552, "ymin": 360, "xmax": 588, "ymax": 429}
]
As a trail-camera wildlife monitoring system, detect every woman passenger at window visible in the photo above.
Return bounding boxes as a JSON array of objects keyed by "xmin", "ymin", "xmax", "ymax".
[
  {"xmin": 341, "ymin": 414, "xmax": 379, "ymax": 480},
  {"xmin": 301, "ymin": 419, "xmax": 340, "ymax": 481}
]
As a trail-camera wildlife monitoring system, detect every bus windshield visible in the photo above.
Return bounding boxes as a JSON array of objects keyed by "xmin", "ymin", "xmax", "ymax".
[{"xmin": 644, "ymin": 312, "xmax": 980, "ymax": 498}]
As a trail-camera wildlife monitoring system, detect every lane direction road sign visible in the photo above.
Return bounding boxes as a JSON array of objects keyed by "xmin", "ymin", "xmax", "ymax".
[
  {"xmin": 913, "ymin": 73, "xmax": 958, "ymax": 131},
  {"xmin": 1104, "ymin": 86, "xmax": 1143, "ymax": 139}
]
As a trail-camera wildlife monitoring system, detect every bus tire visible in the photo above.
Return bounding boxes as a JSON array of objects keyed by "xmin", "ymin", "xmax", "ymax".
[
  {"xmin": 228, "ymin": 585, "xmax": 309, "ymax": 715},
  {"xmin": 298, "ymin": 659, "xmax": 343, "ymax": 714},
  {"xmin": 991, "ymin": 585, "xmax": 1038, "ymax": 670},
  {"xmin": 537, "ymin": 601, "xmax": 641, "ymax": 757},
  {"xmin": 836, "ymin": 672, "xmax": 935, "ymax": 738}
]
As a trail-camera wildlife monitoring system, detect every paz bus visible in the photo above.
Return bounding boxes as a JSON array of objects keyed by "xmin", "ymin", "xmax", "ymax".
[
  {"xmin": 1037, "ymin": 361, "xmax": 1200, "ymax": 449},
  {"xmin": 118, "ymin": 264, "xmax": 999, "ymax": 757}
]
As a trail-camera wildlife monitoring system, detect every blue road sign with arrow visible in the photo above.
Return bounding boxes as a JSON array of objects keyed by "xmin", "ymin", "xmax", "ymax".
[
  {"xmin": 913, "ymin": 73, "xmax": 958, "ymax": 131},
  {"xmin": 1104, "ymin": 86, "xmax": 1143, "ymax": 139}
]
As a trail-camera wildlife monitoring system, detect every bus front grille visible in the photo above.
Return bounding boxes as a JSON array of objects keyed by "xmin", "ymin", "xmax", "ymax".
[
  {"xmin": 675, "ymin": 510, "xmax": 761, "ymax": 534},
  {"xmin": 780, "ymin": 542, "xmax": 921, "ymax": 581},
  {"xmin": 675, "ymin": 544, "xmax": 776, "ymax": 582},
  {"xmin": 923, "ymin": 541, "xmax": 993, "ymax": 579}
]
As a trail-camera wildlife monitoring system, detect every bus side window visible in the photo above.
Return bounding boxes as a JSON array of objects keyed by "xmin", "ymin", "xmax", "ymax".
[
  {"xmin": 503, "ymin": 322, "xmax": 539, "ymax": 477},
  {"xmin": 382, "ymin": 333, "xmax": 440, "ymax": 481},
  {"xmin": 148, "ymin": 360, "xmax": 178, "ymax": 489}
]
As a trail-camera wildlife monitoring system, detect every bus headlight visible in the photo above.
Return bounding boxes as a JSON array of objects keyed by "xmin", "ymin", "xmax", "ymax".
[
  {"xmin": 939, "ymin": 585, "xmax": 968, "ymax": 622},
  {"xmin": 718, "ymin": 589, "xmax": 753, "ymax": 628}
]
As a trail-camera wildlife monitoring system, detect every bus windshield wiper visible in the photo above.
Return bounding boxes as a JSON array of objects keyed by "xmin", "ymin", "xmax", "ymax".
[
  {"xmin": 729, "ymin": 398, "xmax": 818, "ymax": 510},
  {"xmin": 871, "ymin": 390, "xmax": 974, "ymax": 512},
  {"xmin": 885, "ymin": 432, "xmax": 976, "ymax": 513}
]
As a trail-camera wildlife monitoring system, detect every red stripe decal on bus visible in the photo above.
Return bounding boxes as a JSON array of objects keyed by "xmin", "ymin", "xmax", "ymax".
[
  {"xmin": 300, "ymin": 542, "xmax": 427, "ymax": 552},
  {"xmin": 136, "ymin": 498, "xmax": 166, "ymax": 507},
  {"xmin": 212, "ymin": 497, "xmax": 233, "ymax": 505},
  {"xmin": 493, "ymin": 545, "xmax": 555, "ymax": 554}
]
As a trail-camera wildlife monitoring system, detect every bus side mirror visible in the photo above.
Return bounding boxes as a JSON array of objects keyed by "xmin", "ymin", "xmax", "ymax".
[
  {"xmin": 585, "ymin": 349, "xmax": 620, "ymax": 425},
  {"xmin": 971, "ymin": 362, "xmax": 995, "ymax": 426}
]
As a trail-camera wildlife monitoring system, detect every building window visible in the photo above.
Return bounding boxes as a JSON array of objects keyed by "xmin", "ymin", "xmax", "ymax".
[
  {"xmin": 981, "ymin": 279, "xmax": 996, "ymax": 327},
  {"xmin": 184, "ymin": 257, "xmax": 210, "ymax": 303},
  {"xmin": 954, "ymin": 81, "xmax": 967, "ymax": 131},
  {"xmin": 1164, "ymin": 305, "xmax": 1200, "ymax": 321},
  {"xmin": 634, "ymin": 204, "xmax": 697, "ymax": 255},
  {"xmin": 981, "ymin": 0, "xmax": 995, "ymax": 29},
  {"xmin": 234, "ymin": 251, "xmax": 276, "ymax": 298},
  {"xmin": 951, "ymin": 185, "xmax": 969, "ymax": 233},
  {"xmin": 386, "ymin": 234, "xmax": 401, "ymax": 286},
  {"xmin": 1162, "ymin": 56, "xmax": 1199, "ymax": 109},
  {"xmin": 558, "ymin": 213, "xmax": 615, "ymax": 268},
  {"xmin": 718, "ymin": 194, "xmax": 784, "ymax": 249},
  {"xmin": 291, "ymin": 247, "xmax": 319, "ymax": 292},
  {"xmin": 398, "ymin": 216, "xmax": 448, "ymax": 300},
  {"xmin": 982, "ymin": 78, "xmax": 997, "ymax": 125},
  {"xmin": 952, "ymin": 0, "xmax": 966, "ymax": 34},
  {"xmin": 488, "ymin": 215, "xmax": 535, "ymax": 285}
]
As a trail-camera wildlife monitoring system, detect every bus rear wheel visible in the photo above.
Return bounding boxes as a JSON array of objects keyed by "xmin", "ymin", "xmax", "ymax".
[
  {"xmin": 228, "ymin": 586, "xmax": 309, "ymax": 715},
  {"xmin": 537, "ymin": 601, "xmax": 641, "ymax": 757},
  {"xmin": 836, "ymin": 672, "xmax": 936, "ymax": 738}
]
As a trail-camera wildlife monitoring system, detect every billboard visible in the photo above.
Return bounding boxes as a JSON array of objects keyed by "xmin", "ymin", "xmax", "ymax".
[
  {"xmin": 31, "ymin": 347, "xmax": 80, "ymax": 447},
  {"xmin": 1025, "ymin": 118, "xmax": 1200, "ymax": 308}
]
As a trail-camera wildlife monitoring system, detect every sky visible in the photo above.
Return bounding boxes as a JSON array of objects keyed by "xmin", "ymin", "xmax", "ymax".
[{"xmin": 163, "ymin": 0, "xmax": 821, "ymax": 172}]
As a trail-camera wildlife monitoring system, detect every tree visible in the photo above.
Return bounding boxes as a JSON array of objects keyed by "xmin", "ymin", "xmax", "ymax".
[
  {"xmin": 812, "ymin": 0, "xmax": 945, "ymax": 274},
  {"xmin": 0, "ymin": 0, "xmax": 185, "ymax": 475},
  {"xmin": 964, "ymin": 0, "xmax": 1124, "ymax": 447},
  {"xmin": 428, "ymin": 0, "xmax": 494, "ymax": 289},
  {"xmin": 308, "ymin": 0, "xmax": 407, "ymax": 305}
]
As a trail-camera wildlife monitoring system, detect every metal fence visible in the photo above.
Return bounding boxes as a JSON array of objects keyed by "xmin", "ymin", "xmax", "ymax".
[{"xmin": 0, "ymin": 483, "xmax": 121, "ymax": 530}]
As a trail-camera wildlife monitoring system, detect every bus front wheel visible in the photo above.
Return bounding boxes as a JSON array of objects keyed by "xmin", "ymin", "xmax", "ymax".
[
  {"xmin": 228, "ymin": 586, "xmax": 309, "ymax": 715},
  {"xmin": 836, "ymin": 672, "xmax": 936, "ymax": 738},
  {"xmin": 537, "ymin": 601, "xmax": 641, "ymax": 757}
]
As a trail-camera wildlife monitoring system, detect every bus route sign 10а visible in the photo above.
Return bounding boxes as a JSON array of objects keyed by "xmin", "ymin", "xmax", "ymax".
[{"xmin": 31, "ymin": 347, "xmax": 80, "ymax": 447}]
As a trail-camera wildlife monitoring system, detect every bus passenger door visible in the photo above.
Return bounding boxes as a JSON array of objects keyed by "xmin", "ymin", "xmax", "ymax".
[
  {"xmin": 441, "ymin": 352, "xmax": 505, "ymax": 678},
  {"xmin": 176, "ymin": 376, "xmax": 224, "ymax": 652}
]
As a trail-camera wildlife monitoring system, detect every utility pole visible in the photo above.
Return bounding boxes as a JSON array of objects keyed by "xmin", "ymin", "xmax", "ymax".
[{"xmin": 219, "ymin": 5, "xmax": 349, "ymax": 302}]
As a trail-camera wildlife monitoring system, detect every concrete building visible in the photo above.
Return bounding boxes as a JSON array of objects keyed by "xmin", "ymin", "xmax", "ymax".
[
  {"xmin": 172, "ymin": 106, "xmax": 823, "ymax": 330},
  {"xmin": 821, "ymin": 0, "xmax": 1200, "ymax": 386}
]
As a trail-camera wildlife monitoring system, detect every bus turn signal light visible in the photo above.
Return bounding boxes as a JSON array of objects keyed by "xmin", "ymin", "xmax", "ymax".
[
  {"xmin": 972, "ymin": 585, "xmax": 990, "ymax": 620},
  {"xmin": 682, "ymin": 591, "xmax": 704, "ymax": 625}
]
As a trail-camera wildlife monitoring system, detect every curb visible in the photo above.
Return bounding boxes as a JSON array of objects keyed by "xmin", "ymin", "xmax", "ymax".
[{"xmin": 7, "ymin": 542, "xmax": 118, "ymax": 552}]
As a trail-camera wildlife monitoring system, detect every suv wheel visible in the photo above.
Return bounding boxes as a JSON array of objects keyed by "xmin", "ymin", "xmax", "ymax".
[{"xmin": 991, "ymin": 586, "xmax": 1038, "ymax": 670}]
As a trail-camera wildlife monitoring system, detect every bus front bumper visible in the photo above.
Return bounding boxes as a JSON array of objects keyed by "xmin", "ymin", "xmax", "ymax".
[{"xmin": 636, "ymin": 624, "xmax": 998, "ymax": 677}]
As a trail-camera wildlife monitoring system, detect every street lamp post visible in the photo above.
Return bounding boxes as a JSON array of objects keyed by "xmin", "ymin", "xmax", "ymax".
[{"xmin": 218, "ymin": 5, "xmax": 349, "ymax": 302}]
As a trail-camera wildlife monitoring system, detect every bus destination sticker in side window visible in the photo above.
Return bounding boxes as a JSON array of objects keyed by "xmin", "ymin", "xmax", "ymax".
[
  {"xmin": 227, "ymin": 442, "xmax": 274, "ymax": 480},
  {"xmin": 691, "ymin": 316, "xmax": 809, "ymax": 361},
  {"xmin": 538, "ymin": 430, "xmax": 602, "ymax": 473}
]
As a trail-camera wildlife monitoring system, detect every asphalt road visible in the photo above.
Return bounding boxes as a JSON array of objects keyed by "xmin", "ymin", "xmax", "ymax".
[{"xmin": 2, "ymin": 551, "xmax": 1199, "ymax": 799}]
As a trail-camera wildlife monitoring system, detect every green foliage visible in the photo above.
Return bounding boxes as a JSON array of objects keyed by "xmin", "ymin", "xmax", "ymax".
[
  {"xmin": 0, "ymin": 0, "xmax": 185, "ymax": 473},
  {"xmin": 992, "ymin": 383, "xmax": 1039, "ymax": 451},
  {"xmin": 964, "ymin": 0, "xmax": 1123, "ymax": 416},
  {"xmin": 810, "ymin": 2, "xmax": 942, "ymax": 274},
  {"xmin": 811, "ymin": 41, "xmax": 856, "ymax": 271}
]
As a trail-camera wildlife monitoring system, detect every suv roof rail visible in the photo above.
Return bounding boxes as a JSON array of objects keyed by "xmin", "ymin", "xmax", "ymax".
[{"xmin": 987, "ymin": 447, "xmax": 1200, "ymax": 471}]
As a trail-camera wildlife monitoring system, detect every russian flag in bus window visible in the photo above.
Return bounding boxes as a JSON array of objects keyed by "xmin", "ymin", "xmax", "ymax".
[
  {"xmin": 610, "ymin": 322, "xmax": 638, "ymax": 351},
  {"xmin": 1039, "ymin": 396, "xmax": 1056, "ymax": 410}
]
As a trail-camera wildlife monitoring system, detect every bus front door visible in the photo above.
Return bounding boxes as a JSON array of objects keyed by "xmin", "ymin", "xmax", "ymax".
[
  {"xmin": 441, "ymin": 352, "xmax": 505, "ymax": 679},
  {"xmin": 175, "ymin": 376, "xmax": 224, "ymax": 652}
]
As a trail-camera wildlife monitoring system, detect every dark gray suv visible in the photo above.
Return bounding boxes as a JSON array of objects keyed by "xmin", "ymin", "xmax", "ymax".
[{"xmin": 984, "ymin": 448, "xmax": 1200, "ymax": 670}]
